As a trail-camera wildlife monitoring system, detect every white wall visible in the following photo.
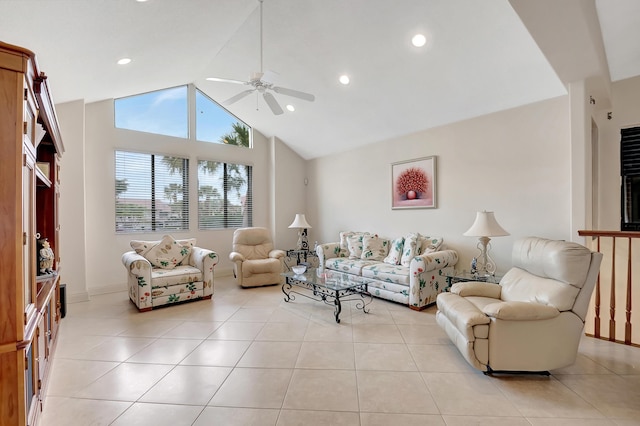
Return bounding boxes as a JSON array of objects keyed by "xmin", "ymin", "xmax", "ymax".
[
  {"xmin": 56, "ymin": 100, "xmax": 89, "ymax": 302},
  {"xmin": 308, "ymin": 96, "xmax": 572, "ymax": 274}
]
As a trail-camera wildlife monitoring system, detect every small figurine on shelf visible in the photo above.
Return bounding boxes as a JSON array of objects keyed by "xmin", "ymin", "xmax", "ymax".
[
  {"xmin": 38, "ymin": 237, "xmax": 55, "ymax": 275},
  {"xmin": 470, "ymin": 257, "xmax": 478, "ymax": 275}
]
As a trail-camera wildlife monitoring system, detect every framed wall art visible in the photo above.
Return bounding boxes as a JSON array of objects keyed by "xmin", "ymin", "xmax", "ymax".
[{"xmin": 391, "ymin": 156, "xmax": 437, "ymax": 209}]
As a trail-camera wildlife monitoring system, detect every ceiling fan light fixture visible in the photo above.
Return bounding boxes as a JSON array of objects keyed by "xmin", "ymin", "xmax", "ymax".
[
  {"xmin": 339, "ymin": 75, "xmax": 350, "ymax": 85},
  {"xmin": 411, "ymin": 34, "xmax": 427, "ymax": 47},
  {"xmin": 286, "ymin": 104, "xmax": 295, "ymax": 112},
  {"xmin": 117, "ymin": 58, "xmax": 132, "ymax": 65}
]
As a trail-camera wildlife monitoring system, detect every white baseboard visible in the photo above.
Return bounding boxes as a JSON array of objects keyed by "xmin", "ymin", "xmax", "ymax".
[{"xmin": 67, "ymin": 291, "xmax": 90, "ymax": 303}]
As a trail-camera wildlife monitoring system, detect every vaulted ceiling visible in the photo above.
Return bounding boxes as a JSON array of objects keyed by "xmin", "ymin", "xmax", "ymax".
[{"xmin": 1, "ymin": 0, "xmax": 638, "ymax": 159}]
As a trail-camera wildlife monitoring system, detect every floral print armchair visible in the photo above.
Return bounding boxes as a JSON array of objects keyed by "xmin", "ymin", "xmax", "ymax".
[{"xmin": 122, "ymin": 235, "xmax": 219, "ymax": 311}]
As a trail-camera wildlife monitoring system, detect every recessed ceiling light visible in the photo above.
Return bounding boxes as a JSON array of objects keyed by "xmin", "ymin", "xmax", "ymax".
[
  {"xmin": 117, "ymin": 58, "xmax": 132, "ymax": 65},
  {"xmin": 339, "ymin": 75, "xmax": 350, "ymax": 85},
  {"xmin": 411, "ymin": 34, "xmax": 427, "ymax": 47},
  {"xmin": 286, "ymin": 104, "xmax": 295, "ymax": 112}
]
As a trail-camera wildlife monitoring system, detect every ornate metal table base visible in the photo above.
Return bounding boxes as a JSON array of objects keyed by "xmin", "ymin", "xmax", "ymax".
[{"xmin": 282, "ymin": 276, "xmax": 372, "ymax": 323}]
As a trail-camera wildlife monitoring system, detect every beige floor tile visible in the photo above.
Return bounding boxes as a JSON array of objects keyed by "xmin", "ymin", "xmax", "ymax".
[
  {"xmin": 295, "ymin": 341, "xmax": 355, "ymax": 369},
  {"xmin": 179, "ymin": 339, "xmax": 251, "ymax": 366},
  {"xmin": 422, "ymin": 372, "xmax": 521, "ymax": 416},
  {"xmin": 398, "ymin": 324, "xmax": 451, "ymax": 344},
  {"xmin": 360, "ymin": 412, "xmax": 445, "ymax": 426},
  {"xmin": 526, "ymin": 419, "xmax": 617, "ymax": 425},
  {"xmin": 268, "ymin": 305, "xmax": 313, "ymax": 322},
  {"xmin": 493, "ymin": 375, "xmax": 605, "ymax": 418},
  {"xmin": 209, "ymin": 367, "xmax": 292, "ymax": 409},
  {"xmin": 278, "ymin": 409, "xmax": 360, "ymax": 426},
  {"xmin": 551, "ymin": 353, "xmax": 618, "ymax": 375},
  {"xmin": 117, "ymin": 319, "xmax": 183, "ymax": 337},
  {"xmin": 237, "ymin": 341, "xmax": 302, "ymax": 368},
  {"xmin": 139, "ymin": 365, "xmax": 232, "ymax": 405},
  {"xmin": 353, "ymin": 323, "xmax": 403, "ymax": 343},
  {"xmin": 125, "ymin": 338, "xmax": 203, "ymax": 364},
  {"xmin": 408, "ymin": 344, "xmax": 477, "ymax": 372},
  {"xmin": 443, "ymin": 415, "xmax": 533, "ymax": 425},
  {"xmin": 555, "ymin": 374, "xmax": 640, "ymax": 420},
  {"xmin": 208, "ymin": 321, "xmax": 265, "ymax": 340},
  {"xmin": 70, "ymin": 336, "xmax": 156, "ymax": 362},
  {"xmin": 194, "ymin": 406, "xmax": 279, "ymax": 426},
  {"xmin": 53, "ymin": 333, "xmax": 114, "ymax": 358},
  {"xmin": 283, "ymin": 369, "xmax": 359, "ymax": 411},
  {"xmin": 160, "ymin": 320, "xmax": 223, "ymax": 339},
  {"xmin": 40, "ymin": 396, "xmax": 131, "ymax": 426},
  {"xmin": 304, "ymin": 322, "xmax": 354, "ymax": 342},
  {"xmin": 255, "ymin": 321, "xmax": 309, "ymax": 341},
  {"xmin": 350, "ymin": 307, "xmax": 395, "ymax": 324},
  {"xmin": 186, "ymin": 305, "xmax": 240, "ymax": 322},
  {"xmin": 45, "ymin": 358, "xmax": 120, "ymax": 397},
  {"xmin": 357, "ymin": 370, "xmax": 439, "ymax": 414},
  {"xmin": 75, "ymin": 362, "xmax": 174, "ymax": 401},
  {"xmin": 354, "ymin": 342, "xmax": 417, "ymax": 371},
  {"xmin": 390, "ymin": 308, "xmax": 437, "ymax": 325},
  {"xmin": 110, "ymin": 402, "xmax": 204, "ymax": 426},
  {"xmin": 228, "ymin": 306, "xmax": 277, "ymax": 322}
]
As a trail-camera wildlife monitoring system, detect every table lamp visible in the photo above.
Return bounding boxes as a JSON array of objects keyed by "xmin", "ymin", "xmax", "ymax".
[
  {"xmin": 289, "ymin": 213, "xmax": 312, "ymax": 250},
  {"xmin": 463, "ymin": 211, "xmax": 509, "ymax": 276}
]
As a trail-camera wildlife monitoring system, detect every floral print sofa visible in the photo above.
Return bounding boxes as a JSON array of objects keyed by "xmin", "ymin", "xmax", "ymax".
[
  {"xmin": 316, "ymin": 231, "xmax": 458, "ymax": 310},
  {"xmin": 122, "ymin": 235, "xmax": 219, "ymax": 311}
]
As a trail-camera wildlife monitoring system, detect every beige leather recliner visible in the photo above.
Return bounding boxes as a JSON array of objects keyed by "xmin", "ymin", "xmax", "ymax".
[
  {"xmin": 436, "ymin": 237, "xmax": 603, "ymax": 373},
  {"xmin": 229, "ymin": 227, "xmax": 286, "ymax": 288}
]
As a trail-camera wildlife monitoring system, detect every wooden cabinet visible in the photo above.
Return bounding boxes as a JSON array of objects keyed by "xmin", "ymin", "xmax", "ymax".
[{"xmin": 0, "ymin": 41, "xmax": 64, "ymax": 426}]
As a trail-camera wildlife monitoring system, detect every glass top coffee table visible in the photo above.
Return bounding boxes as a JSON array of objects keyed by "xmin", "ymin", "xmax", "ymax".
[{"xmin": 281, "ymin": 268, "xmax": 373, "ymax": 323}]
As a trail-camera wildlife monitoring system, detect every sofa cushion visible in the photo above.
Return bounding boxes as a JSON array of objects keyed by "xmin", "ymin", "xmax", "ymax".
[
  {"xmin": 400, "ymin": 233, "xmax": 421, "ymax": 266},
  {"xmin": 362, "ymin": 263, "xmax": 410, "ymax": 285},
  {"xmin": 417, "ymin": 236, "xmax": 443, "ymax": 254},
  {"xmin": 325, "ymin": 258, "xmax": 378, "ymax": 275},
  {"xmin": 143, "ymin": 235, "xmax": 192, "ymax": 269},
  {"xmin": 347, "ymin": 234, "xmax": 366, "ymax": 259},
  {"xmin": 383, "ymin": 236, "xmax": 405, "ymax": 265},
  {"xmin": 361, "ymin": 235, "xmax": 390, "ymax": 261},
  {"xmin": 340, "ymin": 231, "xmax": 368, "ymax": 250},
  {"xmin": 151, "ymin": 265, "xmax": 203, "ymax": 287}
]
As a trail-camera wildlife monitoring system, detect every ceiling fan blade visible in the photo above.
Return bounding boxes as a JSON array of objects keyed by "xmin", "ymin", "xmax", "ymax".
[
  {"xmin": 223, "ymin": 89, "xmax": 255, "ymax": 106},
  {"xmin": 263, "ymin": 92, "xmax": 284, "ymax": 115},
  {"xmin": 272, "ymin": 86, "xmax": 315, "ymax": 102},
  {"xmin": 206, "ymin": 77, "xmax": 248, "ymax": 85}
]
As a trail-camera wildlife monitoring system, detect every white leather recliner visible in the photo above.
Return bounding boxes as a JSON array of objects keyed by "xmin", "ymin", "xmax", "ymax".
[
  {"xmin": 229, "ymin": 227, "xmax": 286, "ymax": 288},
  {"xmin": 436, "ymin": 237, "xmax": 602, "ymax": 373}
]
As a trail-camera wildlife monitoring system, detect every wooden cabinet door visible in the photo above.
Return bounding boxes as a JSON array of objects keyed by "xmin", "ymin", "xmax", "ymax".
[{"xmin": 22, "ymin": 147, "xmax": 37, "ymax": 333}]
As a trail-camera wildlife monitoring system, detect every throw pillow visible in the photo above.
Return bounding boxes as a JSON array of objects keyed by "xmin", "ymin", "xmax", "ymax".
[
  {"xmin": 361, "ymin": 234, "xmax": 389, "ymax": 261},
  {"xmin": 143, "ymin": 235, "xmax": 191, "ymax": 269},
  {"xmin": 400, "ymin": 232, "xmax": 422, "ymax": 267},
  {"xmin": 383, "ymin": 236, "xmax": 405, "ymax": 265},
  {"xmin": 347, "ymin": 234, "xmax": 366, "ymax": 259},
  {"xmin": 417, "ymin": 236, "xmax": 443, "ymax": 255}
]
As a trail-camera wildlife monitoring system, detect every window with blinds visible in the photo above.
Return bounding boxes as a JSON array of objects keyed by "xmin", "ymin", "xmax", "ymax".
[
  {"xmin": 115, "ymin": 151, "xmax": 189, "ymax": 233},
  {"xmin": 198, "ymin": 160, "xmax": 252, "ymax": 229},
  {"xmin": 621, "ymin": 126, "xmax": 640, "ymax": 231}
]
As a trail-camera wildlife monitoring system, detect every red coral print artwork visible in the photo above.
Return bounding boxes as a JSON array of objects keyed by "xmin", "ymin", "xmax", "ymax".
[{"xmin": 392, "ymin": 157, "xmax": 436, "ymax": 209}]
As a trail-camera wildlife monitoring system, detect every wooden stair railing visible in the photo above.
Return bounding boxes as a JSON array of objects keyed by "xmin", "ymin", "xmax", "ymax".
[{"xmin": 578, "ymin": 230, "xmax": 638, "ymax": 346}]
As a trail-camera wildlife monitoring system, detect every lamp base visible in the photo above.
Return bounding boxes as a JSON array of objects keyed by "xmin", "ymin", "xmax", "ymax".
[
  {"xmin": 296, "ymin": 228, "xmax": 309, "ymax": 251},
  {"xmin": 475, "ymin": 236, "xmax": 496, "ymax": 276}
]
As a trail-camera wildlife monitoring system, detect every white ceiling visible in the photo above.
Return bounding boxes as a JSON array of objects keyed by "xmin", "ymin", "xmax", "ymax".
[{"xmin": 1, "ymin": 0, "xmax": 639, "ymax": 159}]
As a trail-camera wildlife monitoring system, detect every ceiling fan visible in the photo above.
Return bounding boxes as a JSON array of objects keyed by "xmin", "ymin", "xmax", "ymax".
[{"xmin": 206, "ymin": 0, "xmax": 315, "ymax": 115}]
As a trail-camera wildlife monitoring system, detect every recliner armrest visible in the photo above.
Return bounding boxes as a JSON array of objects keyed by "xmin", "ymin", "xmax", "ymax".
[
  {"xmin": 482, "ymin": 301, "xmax": 560, "ymax": 320},
  {"xmin": 229, "ymin": 251, "xmax": 245, "ymax": 262},
  {"xmin": 269, "ymin": 249, "xmax": 286, "ymax": 259},
  {"xmin": 451, "ymin": 281, "xmax": 502, "ymax": 298}
]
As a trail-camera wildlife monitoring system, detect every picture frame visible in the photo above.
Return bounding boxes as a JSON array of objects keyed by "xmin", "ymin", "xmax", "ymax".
[{"xmin": 391, "ymin": 156, "xmax": 437, "ymax": 209}]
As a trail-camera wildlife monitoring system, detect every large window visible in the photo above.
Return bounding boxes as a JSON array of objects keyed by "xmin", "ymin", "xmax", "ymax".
[
  {"xmin": 198, "ymin": 160, "xmax": 252, "ymax": 229},
  {"xmin": 621, "ymin": 127, "xmax": 640, "ymax": 231},
  {"xmin": 115, "ymin": 151, "xmax": 189, "ymax": 233},
  {"xmin": 196, "ymin": 89, "xmax": 251, "ymax": 147},
  {"xmin": 114, "ymin": 86, "xmax": 188, "ymax": 138}
]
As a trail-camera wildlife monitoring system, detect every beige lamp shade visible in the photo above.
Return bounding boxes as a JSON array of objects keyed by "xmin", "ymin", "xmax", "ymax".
[
  {"xmin": 288, "ymin": 214, "xmax": 312, "ymax": 229},
  {"xmin": 463, "ymin": 211, "xmax": 509, "ymax": 237}
]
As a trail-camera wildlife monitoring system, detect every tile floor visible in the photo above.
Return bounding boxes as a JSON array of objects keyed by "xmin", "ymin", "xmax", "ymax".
[{"xmin": 40, "ymin": 276, "xmax": 640, "ymax": 425}]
